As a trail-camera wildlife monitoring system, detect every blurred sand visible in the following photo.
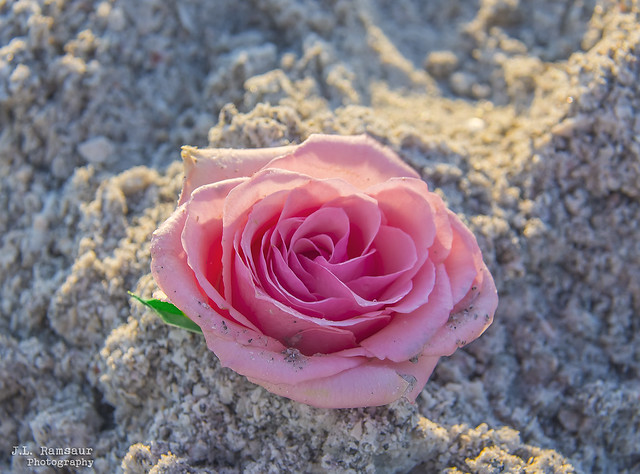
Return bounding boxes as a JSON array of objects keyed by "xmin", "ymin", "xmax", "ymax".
[{"xmin": 1, "ymin": 0, "xmax": 639, "ymax": 472}]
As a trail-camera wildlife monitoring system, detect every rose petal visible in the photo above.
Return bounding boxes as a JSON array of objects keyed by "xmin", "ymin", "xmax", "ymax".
[
  {"xmin": 310, "ymin": 251, "xmax": 376, "ymax": 289},
  {"xmin": 365, "ymin": 179, "xmax": 442, "ymax": 312},
  {"xmin": 360, "ymin": 263, "xmax": 453, "ymax": 362},
  {"xmin": 269, "ymin": 241, "xmax": 316, "ymax": 302},
  {"xmin": 421, "ymin": 265, "xmax": 498, "ymax": 357},
  {"xmin": 444, "ymin": 212, "xmax": 485, "ymax": 303},
  {"xmin": 320, "ymin": 194, "xmax": 382, "ymax": 259},
  {"xmin": 265, "ymin": 134, "xmax": 420, "ymax": 189},
  {"xmin": 180, "ymin": 179, "xmax": 263, "ymax": 332},
  {"xmin": 345, "ymin": 224, "xmax": 417, "ymax": 301},
  {"xmin": 150, "ymin": 204, "xmax": 273, "ymax": 348},
  {"xmin": 233, "ymin": 248, "xmax": 393, "ymax": 335},
  {"xmin": 204, "ymin": 333, "xmax": 367, "ymax": 385},
  {"xmin": 222, "ymin": 169, "xmax": 314, "ymax": 302},
  {"xmin": 389, "ymin": 258, "xmax": 437, "ymax": 314},
  {"xmin": 388, "ymin": 354, "xmax": 441, "ymax": 402},
  {"xmin": 366, "ymin": 178, "xmax": 437, "ymax": 254},
  {"xmin": 222, "ymin": 170, "xmax": 366, "ymax": 302},
  {"xmin": 179, "ymin": 144, "xmax": 295, "ymax": 205},
  {"xmin": 232, "ymin": 251, "xmax": 367, "ymax": 354},
  {"xmin": 247, "ymin": 361, "xmax": 414, "ymax": 408},
  {"xmin": 289, "ymin": 207, "xmax": 350, "ymax": 258},
  {"xmin": 424, "ymin": 193, "xmax": 453, "ymax": 263},
  {"xmin": 284, "ymin": 327, "xmax": 357, "ymax": 355}
]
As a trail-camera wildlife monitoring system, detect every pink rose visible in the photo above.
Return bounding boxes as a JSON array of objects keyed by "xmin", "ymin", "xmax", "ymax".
[{"xmin": 151, "ymin": 134, "xmax": 497, "ymax": 408}]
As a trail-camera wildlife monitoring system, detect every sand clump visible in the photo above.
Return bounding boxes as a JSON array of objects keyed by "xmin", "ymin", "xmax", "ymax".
[{"xmin": 1, "ymin": 0, "xmax": 639, "ymax": 472}]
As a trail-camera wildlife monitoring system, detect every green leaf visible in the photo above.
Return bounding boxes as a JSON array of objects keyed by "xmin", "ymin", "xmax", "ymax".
[{"xmin": 128, "ymin": 292, "xmax": 203, "ymax": 334}]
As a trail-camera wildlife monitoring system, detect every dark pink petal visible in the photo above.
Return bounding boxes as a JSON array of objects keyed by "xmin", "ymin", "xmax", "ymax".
[
  {"xmin": 232, "ymin": 251, "xmax": 362, "ymax": 353},
  {"xmin": 221, "ymin": 170, "xmax": 364, "ymax": 302},
  {"xmin": 265, "ymin": 134, "xmax": 420, "ymax": 190},
  {"xmin": 343, "ymin": 225, "xmax": 416, "ymax": 303},
  {"xmin": 360, "ymin": 263, "xmax": 454, "ymax": 362},
  {"xmin": 269, "ymin": 243, "xmax": 316, "ymax": 302},
  {"xmin": 421, "ymin": 265, "xmax": 498, "ymax": 357},
  {"xmin": 363, "ymin": 179, "xmax": 442, "ymax": 311},
  {"xmin": 296, "ymin": 256, "xmax": 391, "ymax": 319},
  {"xmin": 451, "ymin": 266, "xmax": 485, "ymax": 314},
  {"xmin": 150, "ymin": 204, "xmax": 270, "ymax": 348},
  {"xmin": 246, "ymin": 361, "xmax": 416, "ymax": 408},
  {"xmin": 232, "ymin": 247, "xmax": 393, "ymax": 338},
  {"xmin": 237, "ymin": 188, "xmax": 291, "ymax": 287},
  {"xmin": 310, "ymin": 251, "xmax": 376, "ymax": 287},
  {"xmin": 444, "ymin": 212, "xmax": 485, "ymax": 304},
  {"xmin": 284, "ymin": 327, "xmax": 357, "ymax": 355},
  {"xmin": 180, "ymin": 179, "xmax": 262, "ymax": 332},
  {"xmin": 221, "ymin": 169, "xmax": 313, "ymax": 302},
  {"xmin": 179, "ymin": 144, "xmax": 295, "ymax": 205}
]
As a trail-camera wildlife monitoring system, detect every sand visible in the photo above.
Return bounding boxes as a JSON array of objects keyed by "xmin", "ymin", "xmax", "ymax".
[{"xmin": 1, "ymin": 0, "xmax": 639, "ymax": 472}]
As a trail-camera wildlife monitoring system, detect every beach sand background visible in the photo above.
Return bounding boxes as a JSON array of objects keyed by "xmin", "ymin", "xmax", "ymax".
[{"xmin": 1, "ymin": 0, "xmax": 639, "ymax": 472}]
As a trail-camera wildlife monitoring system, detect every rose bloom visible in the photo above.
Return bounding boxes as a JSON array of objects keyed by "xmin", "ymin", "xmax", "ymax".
[{"xmin": 151, "ymin": 134, "xmax": 497, "ymax": 408}]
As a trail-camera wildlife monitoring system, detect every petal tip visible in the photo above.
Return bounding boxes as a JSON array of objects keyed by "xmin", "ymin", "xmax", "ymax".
[{"xmin": 181, "ymin": 145, "xmax": 198, "ymax": 174}]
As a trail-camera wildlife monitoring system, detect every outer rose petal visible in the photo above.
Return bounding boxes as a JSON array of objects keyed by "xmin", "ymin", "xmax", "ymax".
[
  {"xmin": 181, "ymin": 179, "xmax": 261, "ymax": 332},
  {"xmin": 422, "ymin": 265, "xmax": 498, "ymax": 357},
  {"xmin": 204, "ymin": 333, "xmax": 368, "ymax": 386},
  {"xmin": 265, "ymin": 134, "xmax": 420, "ymax": 189},
  {"xmin": 246, "ymin": 362, "xmax": 417, "ymax": 409},
  {"xmin": 444, "ymin": 212, "xmax": 485, "ymax": 303},
  {"xmin": 179, "ymin": 143, "xmax": 295, "ymax": 205}
]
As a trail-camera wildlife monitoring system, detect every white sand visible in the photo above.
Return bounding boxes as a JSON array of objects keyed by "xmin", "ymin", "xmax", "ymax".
[{"xmin": 1, "ymin": 0, "xmax": 639, "ymax": 472}]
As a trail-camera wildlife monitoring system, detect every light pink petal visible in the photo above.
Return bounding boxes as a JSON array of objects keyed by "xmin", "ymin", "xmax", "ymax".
[
  {"xmin": 178, "ymin": 144, "xmax": 295, "ymax": 205},
  {"xmin": 424, "ymin": 193, "xmax": 453, "ymax": 263},
  {"xmin": 360, "ymin": 263, "xmax": 454, "ymax": 362},
  {"xmin": 421, "ymin": 265, "xmax": 498, "ymax": 357},
  {"xmin": 388, "ymin": 354, "xmax": 441, "ymax": 402},
  {"xmin": 204, "ymin": 333, "xmax": 367, "ymax": 385},
  {"xmin": 344, "ymin": 225, "xmax": 417, "ymax": 301},
  {"xmin": 289, "ymin": 207, "xmax": 350, "ymax": 257},
  {"xmin": 320, "ymin": 194, "xmax": 382, "ymax": 259},
  {"xmin": 265, "ymin": 134, "xmax": 420, "ymax": 190},
  {"xmin": 247, "ymin": 361, "xmax": 415, "ymax": 408},
  {"xmin": 366, "ymin": 178, "xmax": 437, "ymax": 256},
  {"xmin": 389, "ymin": 258, "xmax": 437, "ymax": 313},
  {"xmin": 150, "ymin": 205, "xmax": 271, "ymax": 347},
  {"xmin": 444, "ymin": 212, "xmax": 485, "ymax": 304}
]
